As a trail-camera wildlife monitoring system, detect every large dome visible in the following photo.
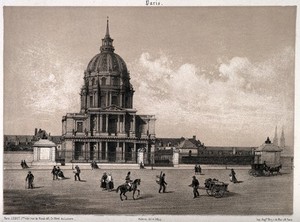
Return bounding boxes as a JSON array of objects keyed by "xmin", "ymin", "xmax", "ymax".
[
  {"xmin": 86, "ymin": 18, "xmax": 128, "ymax": 74},
  {"xmin": 86, "ymin": 51, "xmax": 128, "ymax": 73}
]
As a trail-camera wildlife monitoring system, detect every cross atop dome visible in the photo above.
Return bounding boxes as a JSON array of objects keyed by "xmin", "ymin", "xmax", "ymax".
[
  {"xmin": 100, "ymin": 16, "xmax": 115, "ymax": 52},
  {"xmin": 105, "ymin": 16, "xmax": 110, "ymax": 38}
]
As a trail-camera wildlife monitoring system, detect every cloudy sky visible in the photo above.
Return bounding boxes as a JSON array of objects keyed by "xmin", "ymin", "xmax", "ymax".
[{"xmin": 3, "ymin": 6, "xmax": 296, "ymax": 147}]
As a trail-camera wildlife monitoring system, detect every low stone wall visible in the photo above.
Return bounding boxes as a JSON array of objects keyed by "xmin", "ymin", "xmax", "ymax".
[{"xmin": 4, "ymin": 151, "xmax": 34, "ymax": 163}]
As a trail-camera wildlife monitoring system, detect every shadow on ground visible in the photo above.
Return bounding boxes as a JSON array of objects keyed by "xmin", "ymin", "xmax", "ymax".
[
  {"xmin": 137, "ymin": 194, "xmax": 155, "ymax": 200},
  {"xmin": 4, "ymin": 190, "xmax": 113, "ymax": 214}
]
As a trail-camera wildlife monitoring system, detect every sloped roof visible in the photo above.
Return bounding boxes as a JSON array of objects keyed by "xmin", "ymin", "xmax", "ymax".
[
  {"xmin": 188, "ymin": 138, "xmax": 202, "ymax": 147},
  {"xmin": 255, "ymin": 143, "xmax": 282, "ymax": 152},
  {"xmin": 156, "ymin": 138, "xmax": 182, "ymax": 147},
  {"xmin": 178, "ymin": 139, "xmax": 198, "ymax": 149}
]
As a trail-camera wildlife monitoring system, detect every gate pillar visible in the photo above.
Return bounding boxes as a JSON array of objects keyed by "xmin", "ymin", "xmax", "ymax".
[
  {"xmin": 137, "ymin": 148, "xmax": 146, "ymax": 165},
  {"xmin": 173, "ymin": 149, "xmax": 179, "ymax": 168}
]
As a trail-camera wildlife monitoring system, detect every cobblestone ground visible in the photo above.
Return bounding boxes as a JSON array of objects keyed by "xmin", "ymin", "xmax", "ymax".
[{"xmin": 3, "ymin": 167, "xmax": 293, "ymax": 215}]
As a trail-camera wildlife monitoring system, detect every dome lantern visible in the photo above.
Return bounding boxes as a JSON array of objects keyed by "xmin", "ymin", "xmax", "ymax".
[{"xmin": 100, "ymin": 16, "xmax": 115, "ymax": 53}]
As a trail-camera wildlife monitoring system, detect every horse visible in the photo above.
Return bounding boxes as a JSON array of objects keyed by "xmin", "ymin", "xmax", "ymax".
[
  {"xmin": 116, "ymin": 179, "xmax": 141, "ymax": 201},
  {"xmin": 269, "ymin": 164, "xmax": 282, "ymax": 176},
  {"xmin": 262, "ymin": 164, "xmax": 271, "ymax": 176}
]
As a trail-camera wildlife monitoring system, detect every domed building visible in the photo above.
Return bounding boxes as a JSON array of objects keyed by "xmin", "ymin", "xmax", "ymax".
[{"xmin": 61, "ymin": 19, "xmax": 156, "ymax": 164}]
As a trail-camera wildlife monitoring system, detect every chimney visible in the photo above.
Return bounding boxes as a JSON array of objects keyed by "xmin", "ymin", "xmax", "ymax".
[
  {"xmin": 35, "ymin": 128, "xmax": 37, "ymax": 136},
  {"xmin": 193, "ymin": 135, "xmax": 196, "ymax": 140}
]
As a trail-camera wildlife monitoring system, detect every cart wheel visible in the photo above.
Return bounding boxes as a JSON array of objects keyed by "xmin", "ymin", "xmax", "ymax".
[
  {"xmin": 212, "ymin": 187, "xmax": 224, "ymax": 198},
  {"xmin": 217, "ymin": 189, "xmax": 225, "ymax": 198},
  {"xmin": 248, "ymin": 169, "xmax": 254, "ymax": 176},
  {"xmin": 206, "ymin": 188, "xmax": 213, "ymax": 196},
  {"xmin": 264, "ymin": 171, "xmax": 270, "ymax": 177}
]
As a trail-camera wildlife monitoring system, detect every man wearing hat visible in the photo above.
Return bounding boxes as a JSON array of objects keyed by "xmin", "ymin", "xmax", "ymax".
[
  {"xmin": 74, "ymin": 165, "xmax": 81, "ymax": 181},
  {"xmin": 25, "ymin": 171, "xmax": 34, "ymax": 189},
  {"xmin": 189, "ymin": 176, "xmax": 200, "ymax": 198},
  {"xmin": 125, "ymin": 171, "xmax": 133, "ymax": 191},
  {"xmin": 101, "ymin": 172, "xmax": 108, "ymax": 190},
  {"xmin": 159, "ymin": 173, "xmax": 167, "ymax": 193}
]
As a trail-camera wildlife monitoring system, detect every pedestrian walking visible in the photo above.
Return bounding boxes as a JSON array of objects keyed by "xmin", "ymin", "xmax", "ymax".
[
  {"xmin": 101, "ymin": 172, "xmax": 108, "ymax": 190},
  {"xmin": 74, "ymin": 165, "xmax": 81, "ymax": 181},
  {"xmin": 25, "ymin": 171, "xmax": 34, "ymax": 189},
  {"xmin": 23, "ymin": 160, "xmax": 29, "ymax": 168},
  {"xmin": 229, "ymin": 168, "xmax": 238, "ymax": 183},
  {"xmin": 189, "ymin": 176, "xmax": 200, "ymax": 198},
  {"xmin": 51, "ymin": 166, "xmax": 58, "ymax": 180},
  {"xmin": 106, "ymin": 173, "xmax": 114, "ymax": 191},
  {"xmin": 158, "ymin": 173, "xmax": 167, "ymax": 193},
  {"xmin": 198, "ymin": 165, "xmax": 202, "ymax": 174},
  {"xmin": 194, "ymin": 164, "xmax": 198, "ymax": 174},
  {"xmin": 140, "ymin": 162, "xmax": 145, "ymax": 169}
]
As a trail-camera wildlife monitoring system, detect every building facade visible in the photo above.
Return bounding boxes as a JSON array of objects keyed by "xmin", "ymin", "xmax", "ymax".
[
  {"xmin": 61, "ymin": 19, "xmax": 156, "ymax": 164},
  {"xmin": 254, "ymin": 137, "xmax": 282, "ymax": 166}
]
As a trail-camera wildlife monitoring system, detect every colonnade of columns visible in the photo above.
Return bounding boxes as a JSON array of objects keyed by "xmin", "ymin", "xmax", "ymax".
[
  {"xmin": 73, "ymin": 141, "xmax": 145, "ymax": 162},
  {"xmin": 90, "ymin": 113, "xmax": 136, "ymax": 136},
  {"xmin": 82, "ymin": 90, "xmax": 133, "ymax": 109}
]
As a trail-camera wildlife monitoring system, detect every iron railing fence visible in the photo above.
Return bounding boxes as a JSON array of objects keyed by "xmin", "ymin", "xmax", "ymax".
[
  {"xmin": 56, "ymin": 150, "xmax": 138, "ymax": 163},
  {"xmin": 180, "ymin": 155, "xmax": 255, "ymax": 165},
  {"xmin": 56, "ymin": 150, "xmax": 174, "ymax": 166}
]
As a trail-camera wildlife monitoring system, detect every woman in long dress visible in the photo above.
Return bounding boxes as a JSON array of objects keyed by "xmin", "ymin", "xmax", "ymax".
[
  {"xmin": 229, "ymin": 169, "xmax": 238, "ymax": 183},
  {"xmin": 101, "ymin": 172, "xmax": 107, "ymax": 190}
]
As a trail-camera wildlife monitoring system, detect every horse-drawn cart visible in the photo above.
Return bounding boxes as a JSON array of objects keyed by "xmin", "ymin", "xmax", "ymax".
[
  {"xmin": 248, "ymin": 163, "xmax": 282, "ymax": 177},
  {"xmin": 204, "ymin": 178, "xmax": 229, "ymax": 198},
  {"xmin": 248, "ymin": 163, "xmax": 269, "ymax": 177}
]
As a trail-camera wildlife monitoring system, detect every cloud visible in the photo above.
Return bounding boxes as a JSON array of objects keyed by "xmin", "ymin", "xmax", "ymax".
[
  {"xmin": 5, "ymin": 32, "xmax": 294, "ymax": 146},
  {"xmin": 130, "ymin": 48, "xmax": 294, "ymax": 146},
  {"xmin": 8, "ymin": 35, "xmax": 84, "ymax": 115},
  {"xmin": 217, "ymin": 47, "xmax": 294, "ymax": 97}
]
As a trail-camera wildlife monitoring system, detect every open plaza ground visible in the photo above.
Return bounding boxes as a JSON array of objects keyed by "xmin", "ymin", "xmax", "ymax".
[{"xmin": 3, "ymin": 167, "xmax": 293, "ymax": 215}]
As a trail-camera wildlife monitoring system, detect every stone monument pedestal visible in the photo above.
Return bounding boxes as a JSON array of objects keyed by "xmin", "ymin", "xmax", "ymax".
[{"xmin": 32, "ymin": 139, "xmax": 56, "ymax": 166}]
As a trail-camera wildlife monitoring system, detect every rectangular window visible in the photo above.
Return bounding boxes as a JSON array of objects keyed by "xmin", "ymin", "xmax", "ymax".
[
  {"xmin": 112, "ymin": 95, "xmax": 118, "ymax": 106},
  {"xmin": 77, "ymin": 122, "xmax": 83, "ymax": 132},
  {"xmin": 90, "ymin": 96, "xmax": 93, "ymax": 107},
  {"xmin": 75, "ymin": 142, "xmax": 84, "ymax": 160},
  {"xmin": 101, "ymin": 95, "xmax": 106, "ymax": 107}
]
